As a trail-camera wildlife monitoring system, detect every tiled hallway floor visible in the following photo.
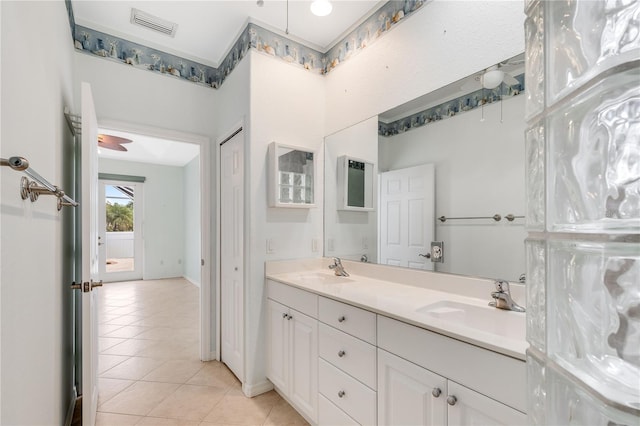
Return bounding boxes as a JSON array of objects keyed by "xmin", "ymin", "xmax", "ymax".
[{"xmin": 97, "ymin": 278, "xmax": 308, "ymax": 426}]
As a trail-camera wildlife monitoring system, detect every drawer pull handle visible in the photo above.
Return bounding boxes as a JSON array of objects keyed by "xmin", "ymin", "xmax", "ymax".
[
  {"xmin": 447, "ymin": 395, "xmax": 457, "ymax": 406},
  {"xmin": 432, "ymin": 388, "xmax": 441, "ymax": 398},
  {"xmin": 338, "ymin": 390, "xmax": 346, "ymax": 398},
  {"xmin": 338, "ymin": 350, "xmax": 346, "ymax": 358},
  {"xmin": 338, "ymin": 315, "xmax": 346, "ymax": 323}
]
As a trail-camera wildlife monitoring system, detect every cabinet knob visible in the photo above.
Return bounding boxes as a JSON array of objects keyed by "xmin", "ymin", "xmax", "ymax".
[
  {"xmin": 338, "ymin": 350, "xmax": 346, "ymax": 358},
  {"xmin": 338, "ymin": 315, "xmax": 346, "ymax": 323},
  {"xmin": 432, "ymin": 388, "xmax": 441, "ymax": 398},
  {"xmin": 338, "ymin": 390, "xmax": 345, "ymax": 398},
  {"xmin": 287, "ymin": 314, "xmax": 292, "ymax": 320},
  {"xmin": 447, "ymin": 395, "xmax": 457, "ymax": 406},
  {"xmin": 282, "ymin": 313, "xmax": 287, "ymax": 319}
]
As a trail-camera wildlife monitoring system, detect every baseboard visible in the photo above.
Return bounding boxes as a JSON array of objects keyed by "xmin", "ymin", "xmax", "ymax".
[
  {"xmin": 242, "ymin": 380, "xmax": 274, "ymax": 397},
  {"xmin": 183, "ymin": 275, "xmax": 201, "ymax": 287},
  {"xmin": 202, "ymin": 351, "xmax": 218, "ymax": 362}
]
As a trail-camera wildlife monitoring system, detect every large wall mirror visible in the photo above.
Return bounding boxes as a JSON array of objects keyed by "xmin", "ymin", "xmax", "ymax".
[{"xmin": 324, "ymin": 53, "xmax": 527, "ymax": 282}]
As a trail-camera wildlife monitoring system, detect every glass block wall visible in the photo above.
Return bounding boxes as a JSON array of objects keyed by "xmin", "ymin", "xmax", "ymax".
[{"xmin": 524, "ymin": 1, "xmax": 640, "ymax": 424}]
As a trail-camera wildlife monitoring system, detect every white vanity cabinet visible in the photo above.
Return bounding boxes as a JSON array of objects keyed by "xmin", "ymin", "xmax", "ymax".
[
  {"xmin": 377, "ymin": 316, "xmax": 526, "ymax": 426},
  {"xmin": 266, "ymin": 281, "xmax": 319, "ymax": 423}
]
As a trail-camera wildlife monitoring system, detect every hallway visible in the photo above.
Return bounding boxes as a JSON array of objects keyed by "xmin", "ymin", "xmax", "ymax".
[{"xmin": 97, "ymin": 278, "xmax": 307, "ymax": 425}]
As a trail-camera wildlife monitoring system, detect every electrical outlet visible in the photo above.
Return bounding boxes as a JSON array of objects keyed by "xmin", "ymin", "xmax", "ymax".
[{"xmin": 430, "ymin": 241, "xmax": 444, "ymax": 263}]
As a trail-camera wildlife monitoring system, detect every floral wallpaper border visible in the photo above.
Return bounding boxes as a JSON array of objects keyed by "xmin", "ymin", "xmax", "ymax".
[
  {"xmin": 70, "ymin": 0, "xmax": 429, "ymax": 89},
  {"xmin": 378, "ymin": 74, "xmax": 526, "ymax": 136}
]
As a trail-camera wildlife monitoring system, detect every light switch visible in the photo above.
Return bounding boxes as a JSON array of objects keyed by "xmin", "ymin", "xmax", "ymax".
[
  {"xmin": 312, "ymin": 239, "xmax": 319, "ymax": 253},
  {"xmin": 267, "ymin": 238, "xmax": 275, "ymax": 254}
]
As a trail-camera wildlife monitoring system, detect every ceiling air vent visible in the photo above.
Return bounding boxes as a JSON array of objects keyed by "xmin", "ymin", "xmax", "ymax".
[{"xmin": 130, "ymin": 8, "xmax": 178, "ymax": 37}]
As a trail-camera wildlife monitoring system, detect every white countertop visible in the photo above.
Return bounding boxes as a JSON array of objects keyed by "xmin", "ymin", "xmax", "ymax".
[{"xmin": 266, "ymin": 259, "xmax": 528, "ymax": 361}]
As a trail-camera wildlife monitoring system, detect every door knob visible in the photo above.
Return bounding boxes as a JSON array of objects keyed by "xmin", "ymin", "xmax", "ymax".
[
  {"xmin": 419, "ymin": 253, "xmax": 431, "ymax": 259},
  {"xmin": 91, "ymin": 280, "xmax": 103, "ymax": 289},
  {"xmin": 447, "ymin": 395, "xmax": 457, "ymax": 406}
]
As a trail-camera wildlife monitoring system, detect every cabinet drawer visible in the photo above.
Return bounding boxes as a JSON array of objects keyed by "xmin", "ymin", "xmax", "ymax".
[
  {"xmin": 319, "ymin": 297, "xmax": 376, "ymax": 344},
  {"xmin": 319, "ymin": 394, "xmax": 360, "ymax": 426},
  {"xmin": 319, "ymin": 323, "xmax": 377, "ymax": 389},
  {"xmin": 267, "ymin": 279, "xmax": 318, "ymax": 318},
  {"xmin": 319, "ymin": 359, "xmax": 376, "ymax": 425}
]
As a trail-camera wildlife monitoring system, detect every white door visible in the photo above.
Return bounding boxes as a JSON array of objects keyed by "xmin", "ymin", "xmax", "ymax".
[
  {"xmin": 379, "ymin": 164, "xmax": 435, "ymax": 269},
  {"xmin": 98, "ymin": 180, "xmax": 143, "ymax": 282},
  {"xmin": 289, "ymin": 308, "xmax": 318, "ymax": 421},
  {"xmin": 447, "ymin": 381, "xmax": 526, "ymax": 425},
  {"xmin": 220, "ymin": 130, "xmax": 244, "ymax": 382},
  {"xmin": 378, "ymin": 349, "xmax": 447, "ymax": 426},
  {"xmin": 80, "ymin": 82, "xmax": 100, "ymax": 426},
  {"xmin": 266, "ymin": 299, "xmax": 288, "ymax": 391}
]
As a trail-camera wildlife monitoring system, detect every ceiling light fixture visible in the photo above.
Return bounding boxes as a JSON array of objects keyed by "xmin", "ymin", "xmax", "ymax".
[
  {"xmin": 310, "ymin": 0, "xmax": 332, "ymax": 17},
  {"xmin": 481, "ymin": 69, "xmax": 505, "ymax": 89}
]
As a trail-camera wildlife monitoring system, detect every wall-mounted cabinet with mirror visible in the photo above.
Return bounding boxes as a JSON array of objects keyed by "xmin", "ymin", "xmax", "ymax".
[
  {"xmin": 324, "ymin": 53, "xmax": 527, "ymax": 282},
  {"xmin": 337, "ymin": 156, "xmax": 375, "ymax": 211},
  {"xmin": 269, "ymin": 142, "xmax": 316, "ymax": 208}
]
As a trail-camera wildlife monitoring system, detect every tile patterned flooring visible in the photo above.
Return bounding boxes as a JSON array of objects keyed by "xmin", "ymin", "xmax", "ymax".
[{"xmin": 98, "ymin": 278, "xmax": 308, "ymax": 426}]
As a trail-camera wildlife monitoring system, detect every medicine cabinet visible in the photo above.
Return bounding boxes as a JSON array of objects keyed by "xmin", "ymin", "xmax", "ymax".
[
  {"xmin": 268, "ymin": 142, "xmax": 316, "ymax": 208},
  {"xmin": 337, "ymin": 155, "xmax": 375, "ymax": 211}
]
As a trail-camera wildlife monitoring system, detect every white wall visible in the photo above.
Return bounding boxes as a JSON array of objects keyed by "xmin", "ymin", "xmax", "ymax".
[
  {"xmin": 100, "ymin": 159, "xmax": 186, "ymax": 280},
  {"xmin": 245, "ymin": 51, "xmax": 326, "ymax": 390},
  {"xmin": 183, "ymin": 156, "xmax": 201, "ymax": 286},
  {"xmin": 324, "ymin": 0, "xmax": 525, "ymax": 135},
  {"xmin": 75, "ymin": 53, "xmax": 216, "ymax": 139},
  {"xmin": 324, "ymin": 116, "xmax": 378, "ymax": 263},
  {"xmin": 1, "ymin": 2, "xmax": 77, "ymax": 424},
  {"xmin": 379, "ymin": 95, "xmax": 526, "ymax": 280}
]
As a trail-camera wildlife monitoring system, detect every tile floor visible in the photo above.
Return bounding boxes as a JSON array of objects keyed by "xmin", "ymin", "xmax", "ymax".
[{"xmin": 97, "ymin": 278, "xmax": 308, "ymax": 426}]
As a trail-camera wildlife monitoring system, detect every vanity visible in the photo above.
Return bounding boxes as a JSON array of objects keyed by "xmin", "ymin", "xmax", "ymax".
[{"xmin": 265, "ymin": 258, "xmax": 527, "ymax": 426}]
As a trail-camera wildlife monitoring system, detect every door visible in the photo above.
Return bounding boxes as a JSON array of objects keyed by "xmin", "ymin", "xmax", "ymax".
[
  {"xmin": 379, "ymin": 164, "xmax": 435, "ymax": 269},
  {"xmin": 220, "ymin": 130, "xmax": 244, "ymax": 381},
  {"xmin": 446, "ymin": 381, "xmax": 526, "ymax": 426},
  {"xmin": 80, "ymin": 82, "xmax": 100, "ymax": 426},
  {"xmin": 266, "ymin": 299, "xmax": 288, "ymax": 391},
  {"xmin": 98, "ymin": 180, "xmax": 143, "ymax": 282},
  {"xmin": 289, "ymin": 308, "xmax": 318, "ymax": 421},
  {"xmin": 378, "ymin": 349, "xmax": 447, "ymax": 426}
]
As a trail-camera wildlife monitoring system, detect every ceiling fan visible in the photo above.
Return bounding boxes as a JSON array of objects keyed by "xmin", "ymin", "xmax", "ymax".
[
  {"xmin": 98, "ymin": 134, "xmax": 133, "ymax": 152},
  {"xmin": 461, "ymin": 58, "xmax": 524, "ymax": 91}
]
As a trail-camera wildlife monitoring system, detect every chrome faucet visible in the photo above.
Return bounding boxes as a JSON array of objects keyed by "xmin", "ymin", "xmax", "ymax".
[
  {"xmin": 489, "ymin": 280, "xmax": 525, "ymax": 312},
  {"xmin": 329, "ymin": 257, "xmax": 350, "ymax": 277}
]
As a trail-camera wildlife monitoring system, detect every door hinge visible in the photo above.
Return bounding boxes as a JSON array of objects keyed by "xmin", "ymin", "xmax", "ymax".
[{"xmin": 201, "ymin": 259, "xmax": 205, "ymax": 266}]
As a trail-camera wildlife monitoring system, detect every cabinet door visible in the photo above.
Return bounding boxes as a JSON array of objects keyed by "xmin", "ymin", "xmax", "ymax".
[
  {"xmin": 446, "ymin": 381, "xmax": 526, "ymax": 426},
  {"xmin": 289, "ymin": 308, "xmax": 318, "ymax": 423},
  {"xmin": 267, "ymin": 299, "xmax": 289, "ymax": 392},
  {"xmin": 378, "ymin": 349, "xmax": 447, "ymax": 426}
]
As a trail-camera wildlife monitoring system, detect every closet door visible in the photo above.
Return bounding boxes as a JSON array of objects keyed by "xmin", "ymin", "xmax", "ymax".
[{"xmin": 220, "ymin": 130, "xmax": 244, "ymax": 382}]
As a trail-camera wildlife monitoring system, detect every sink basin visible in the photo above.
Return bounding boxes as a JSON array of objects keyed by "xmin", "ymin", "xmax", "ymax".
[
  {"xmin": 280, "ymin": 272, "xmax": 353, "ymax": 285},
  {"xmin": 415, "ymin": 300, "xmax": 525, "ymax": 340}
]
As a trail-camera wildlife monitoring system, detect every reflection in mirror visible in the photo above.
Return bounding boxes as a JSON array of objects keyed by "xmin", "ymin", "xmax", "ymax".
[
  {"xmin": 338, "ymin": 156, "xmax": 375, "ymax": 211},
  {"xmin": 324, "ymin": 53, "xmax": 527, "ymax": 282},
  {"xmin": 268, "ymin": 142, "xmax": 315, "ymax": 207}
]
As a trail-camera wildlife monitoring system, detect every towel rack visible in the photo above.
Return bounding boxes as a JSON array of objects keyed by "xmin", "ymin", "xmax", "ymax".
[
  {"xmin": 1, "ymin": 156, "xmax": 78, "ymax": 211},
  {"xmin": 437, "ymin": 213, "xmax": 524, "ymax": 223}
]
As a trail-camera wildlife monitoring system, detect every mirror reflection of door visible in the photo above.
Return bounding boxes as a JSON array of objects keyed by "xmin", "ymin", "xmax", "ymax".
[{"xmin": 98, "ymin": 180, "xmax": 143, "ymax": 282}]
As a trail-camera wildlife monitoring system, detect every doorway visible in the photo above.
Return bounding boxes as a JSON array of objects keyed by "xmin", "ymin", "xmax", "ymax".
[
  {"xmin": 96, "ymin": 120, "xmax": 213, "ymax": 361},
  {"xmin": 98, "ymin": 180, "xmax": 143, "ymax": 282}
]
